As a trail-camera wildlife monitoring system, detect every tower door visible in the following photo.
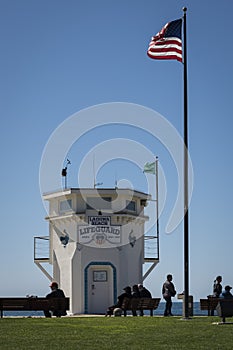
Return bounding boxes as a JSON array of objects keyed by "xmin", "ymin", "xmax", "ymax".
[{"xmin": 88, "ymin": 265, "xmax": 113, "ymax": 314}]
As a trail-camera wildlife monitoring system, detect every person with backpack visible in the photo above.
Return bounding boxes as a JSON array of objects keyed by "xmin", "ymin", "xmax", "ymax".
[{"xmin": 162, "ymin": 274, "xmax": 176, "ymax": 316}]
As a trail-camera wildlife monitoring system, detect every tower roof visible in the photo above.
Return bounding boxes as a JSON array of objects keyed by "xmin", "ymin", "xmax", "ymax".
[{"xmin": 43, "ymin": 187, "xmax": 151, "ymax": 201}]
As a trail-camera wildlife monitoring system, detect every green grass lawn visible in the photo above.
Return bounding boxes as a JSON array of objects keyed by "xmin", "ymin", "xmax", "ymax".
[{"xmin": 0, "ymin": 316, "xmax": 232, "ymax": 349}]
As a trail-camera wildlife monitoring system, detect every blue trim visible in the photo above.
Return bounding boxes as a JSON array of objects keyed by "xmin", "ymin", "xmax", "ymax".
[{"xmin": 84, "ymin": 261, "xmax": 117, "ymax": 314}]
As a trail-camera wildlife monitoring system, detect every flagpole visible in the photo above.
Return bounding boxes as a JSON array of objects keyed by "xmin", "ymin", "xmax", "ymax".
[
  {"xmin": 155, "ymin": 156, "xmax": 160, "ymax": 261},
  {"xmin": 182, "ymin": 7, "xmax": 189, "ymax": 319}
]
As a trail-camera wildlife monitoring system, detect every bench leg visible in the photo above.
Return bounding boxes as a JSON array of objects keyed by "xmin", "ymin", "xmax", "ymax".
[
  {"xmin": 222, "ymin": 317, "xmax": 226, "ymax": 323},
  {"xmin": 124, "ymin": 310, "xmax": 127, "ymax": 317},
  {"xmin": 150, "ymin": 310, "xmax": 153, "ymax": 317}
]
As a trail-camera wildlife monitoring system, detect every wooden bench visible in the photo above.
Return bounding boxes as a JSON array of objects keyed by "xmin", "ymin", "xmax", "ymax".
[
  {"xmin": 200, "ymin": 297, "xmax": 219, "ymax": 316},
  {"xmin": 0, "ymin": 297, "xmax": 69, "ymax": 318},
  {"xmin": 216, "ymin": 299, "xmax": 233, "ymax": 323},
  {"xmin": 121, "ymin": 297, "xmax": 160, "ymax": 316}
]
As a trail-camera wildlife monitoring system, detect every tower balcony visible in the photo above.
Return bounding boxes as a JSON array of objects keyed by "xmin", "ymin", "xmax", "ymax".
[
  {"xmin": 34, "ymin": 236, "xmax": 50, "ymax": 262},
  {"xmin": 144, "ymin": 234, "xmax": 159, "ymax": 263}
]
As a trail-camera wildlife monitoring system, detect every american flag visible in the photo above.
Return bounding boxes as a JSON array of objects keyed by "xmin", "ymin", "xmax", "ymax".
[{"xmin": 147, "ymin": 19, "xmax": 182, "ymax": 62}]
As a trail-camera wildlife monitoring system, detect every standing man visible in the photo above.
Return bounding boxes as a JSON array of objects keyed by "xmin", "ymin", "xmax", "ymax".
[{"xmin": 162, "ymin": 274, "xmax": 176, "ymax": 316}]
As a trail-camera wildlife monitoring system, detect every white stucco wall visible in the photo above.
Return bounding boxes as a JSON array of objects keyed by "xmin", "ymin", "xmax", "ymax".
[{"xmin": 44, "ymin": 188, "xmax": 149, "ymax": 314}]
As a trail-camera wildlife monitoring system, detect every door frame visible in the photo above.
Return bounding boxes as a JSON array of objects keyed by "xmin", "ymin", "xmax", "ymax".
[{"xmin": 84, "ymin": 261, "xmax": 117, "ymax": 314}]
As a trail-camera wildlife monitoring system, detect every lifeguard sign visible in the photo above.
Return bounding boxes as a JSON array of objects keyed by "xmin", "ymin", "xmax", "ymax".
[{"xmin": 78, "ymin": 216, "xmax": 121, "ymax": 247}]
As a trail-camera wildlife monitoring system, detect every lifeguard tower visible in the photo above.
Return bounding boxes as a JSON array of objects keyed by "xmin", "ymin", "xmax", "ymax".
[{"xmin": 34, "ymin": 188, "xmax": 159, "ymax": 314}]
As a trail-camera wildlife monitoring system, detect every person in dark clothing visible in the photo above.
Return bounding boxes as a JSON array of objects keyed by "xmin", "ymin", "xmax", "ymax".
[
  {"xmin": 138, "ymin": 284, "xmax": 152, "ymax": 298},
  {"xmin": 138, "ymin": 284, "xmax": 152, "ymax": 316},
  {"xmin": 105, "ymin": 286, "xmax": 132, "ymax": 316},
  {"xmin": 220, "ymin": 285, "xmax": 233, "ymax": 299},
  {"xmin": 131, "ymin": 284, "xmax": 140, "ymax": 316},
  {"xmin": 219, "ymin": 285, "xmax": 233, "ymax": 322},
  {"xmin": 132, "ymin": 284, "xmax": 140, "ymax": 298},
  {"xmin": 213, "ymin": 276, "xmax": 223, "ymax": 297},
  {"xmin": 162, "ymin": 274, "xmax": 176, "ymax": 316},
  {"xmin": 211, "ymin": 275, "xmax": 223, "ymax": 315},
  {"xmin": 44, "ymin": 281, "xmax": 67, "ymax": 318}
]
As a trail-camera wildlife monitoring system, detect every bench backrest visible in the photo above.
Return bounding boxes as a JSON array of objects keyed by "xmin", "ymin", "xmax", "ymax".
[
  {"xmin": 200, "ymin": 298, "xmax": 219, "ymax": 310},
  {"xmin": 0, "ymin": 297, "xmax": 69, "ymax": 311},
  {"xmin": 136, "ymin": 298, "xmax": 160, "ymax": 309},
  {"xmin": 121, "ymin": 297, "xmax": 160, "ymax": 311}
]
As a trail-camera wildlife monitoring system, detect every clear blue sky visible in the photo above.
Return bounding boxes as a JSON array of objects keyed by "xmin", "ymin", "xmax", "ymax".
[{"xmin": 0, "ymin": 0, "xmax": 233, "ymax": 301}]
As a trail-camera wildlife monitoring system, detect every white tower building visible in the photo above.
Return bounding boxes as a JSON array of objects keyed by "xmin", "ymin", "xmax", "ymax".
[{"xmin": 34, "ymin": 188, "xmax": 159, "ymax": 314}]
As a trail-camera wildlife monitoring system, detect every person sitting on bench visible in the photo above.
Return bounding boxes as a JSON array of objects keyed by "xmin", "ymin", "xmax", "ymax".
[
  {"xmin": 138, "ymin": 284, "xmax": 152, "ymax": 316},
  {"xmin": 105, "ymin": 286, "xmax": 132, "ymax": 316},
  {"xmin": 44, "ymin": 281, "xmax": 67, "ymax": 318},
  {"xmin": 220, "ymin": 285, "xmax": 233, "ymax": 299}
]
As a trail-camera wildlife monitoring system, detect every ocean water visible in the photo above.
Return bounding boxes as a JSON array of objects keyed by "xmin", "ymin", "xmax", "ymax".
[
  {"xmin": 2, "ymin": 302, "xmax": 209, "ymax": 317},
  {"xmin": 155, "ymin": 301, "xmax": 207, "ymax": 316}
]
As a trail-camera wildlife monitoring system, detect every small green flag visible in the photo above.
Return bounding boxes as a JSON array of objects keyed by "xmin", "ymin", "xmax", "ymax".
[{"xmin": 143, "ymin": 162, "xmax": 155, "ymax": 174}]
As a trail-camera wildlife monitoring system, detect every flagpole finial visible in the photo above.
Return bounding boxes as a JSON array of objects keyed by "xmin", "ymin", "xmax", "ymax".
[{"xmin": 183, "ymin": 7, "xmax": 187, "ymax": 12}]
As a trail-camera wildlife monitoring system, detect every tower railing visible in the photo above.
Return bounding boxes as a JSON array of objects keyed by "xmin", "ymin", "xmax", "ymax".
[
  {"xmin": 34, "ymin": 236, "xmax": 50, "ymax": 262},
  {"xmin": 144, "ymin": 234, "xmax": 159, "ymax": 262}
]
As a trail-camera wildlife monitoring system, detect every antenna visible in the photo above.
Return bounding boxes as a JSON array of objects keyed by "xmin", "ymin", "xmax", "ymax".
[
  {"xmin": 93, "ymin": 154, "xmax": 96, "ymax": 188},
  {"xmin": 115, "ymin": 170, "xmax": 118, "ymax": 189},
  {"xmin": 93, "ymin": 154, "xmax": 103, "ymax": 188},
  {"xmin": 94, "ymin": 182, "xmax": 103, "ymax": 188},
  {"xmin": 61, "ymin": 159, "xmax": 71, "ymax": 189}
]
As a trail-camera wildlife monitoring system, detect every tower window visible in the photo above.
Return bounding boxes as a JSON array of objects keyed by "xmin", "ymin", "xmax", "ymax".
[
  {"xmin": 126, "ymin": 200, "xmax": 136, "ymax": 212},
  {"xmin": 59, "ymin": 199, "xmax": 72, "ymax": 212},
  {"xmin": 86, "ymin": 197, "xmax": 112, "ymax": 210}
]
